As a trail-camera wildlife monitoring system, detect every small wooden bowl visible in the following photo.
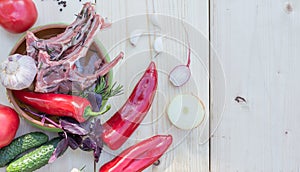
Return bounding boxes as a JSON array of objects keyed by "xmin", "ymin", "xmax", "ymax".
[{"xmin": 7, "ymin": 24, "xmax": 112, "ymax": 132}]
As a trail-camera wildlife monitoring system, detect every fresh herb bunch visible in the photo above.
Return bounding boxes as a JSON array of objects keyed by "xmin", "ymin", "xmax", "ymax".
[
  {"xmin": 94, "ymin": 76, "xmax": 123, "ymax": 101},
  {"xmin": 81, "ymin": 76, "xmax": 123, "ymax": 112},
  {"xmin": 22, "ymin": 108, "xmax": 104, "ymax": 163},
  {"xmin": 55, "ymin": 118, "xmax": 104, "ymax": 163},
  {"xmin": 21, "ymin": 77, "xmax": 123, "ymax": 164}
]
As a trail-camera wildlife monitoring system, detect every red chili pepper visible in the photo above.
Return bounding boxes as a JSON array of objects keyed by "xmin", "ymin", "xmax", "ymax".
[
  {"xmin": 12, "ymin": 90, "xmax": 100, "ymax": 123},
  {"xmin": 99, "ymin": 135, "xmax": 172, "ymax": 172},
  {"xmin": 101, "ymin": 62, "xmax": 158, "ymax": 150}
]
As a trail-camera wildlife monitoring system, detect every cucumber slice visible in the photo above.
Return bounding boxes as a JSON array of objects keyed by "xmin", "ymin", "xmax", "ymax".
[{"xmin": 167, "ymin": 94, "xmax": 205, "ymax": 130}]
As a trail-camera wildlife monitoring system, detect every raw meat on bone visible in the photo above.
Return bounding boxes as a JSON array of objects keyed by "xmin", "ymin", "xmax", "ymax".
[{"xmin": 26, "ymin": 2, "xmax": 123, "ymax": 94}]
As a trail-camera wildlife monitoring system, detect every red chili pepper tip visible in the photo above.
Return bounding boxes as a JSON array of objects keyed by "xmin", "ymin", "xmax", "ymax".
[
  {"xmin": 99, "ymin": 135, "xmax": 172, "ymax": 172},
  {"xmin": 101, "ymin": 62, "xmax": 158, "ymax": 150}
]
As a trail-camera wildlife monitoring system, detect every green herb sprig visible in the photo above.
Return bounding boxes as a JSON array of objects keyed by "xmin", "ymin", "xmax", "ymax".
[{"xmin": 94, "ymin": 77, "xmax": 123, "ymax": 101}]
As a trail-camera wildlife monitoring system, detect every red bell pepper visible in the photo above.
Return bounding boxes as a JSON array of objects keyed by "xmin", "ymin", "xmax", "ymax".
[
  {"xmin": 101, "ymin": 62, "xmax": 158, "ymax": 150},
  {"xmin": 99, "ymin": 135, "xmax": 172, "ymax": 172},
  {"xmin": 12, "ymin": 90, "xmax": 101, "ymax": 123}
]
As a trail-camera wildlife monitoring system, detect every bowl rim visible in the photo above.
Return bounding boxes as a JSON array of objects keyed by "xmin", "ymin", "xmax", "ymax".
[{"xmin": 7, "ymin": 24, "xmax": 112, "ymax": 132}]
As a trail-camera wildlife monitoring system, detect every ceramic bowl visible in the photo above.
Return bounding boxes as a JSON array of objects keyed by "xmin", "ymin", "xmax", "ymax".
[{"xmin": 6, "ymin": 24, "xmax": 112, "ymax": 132}]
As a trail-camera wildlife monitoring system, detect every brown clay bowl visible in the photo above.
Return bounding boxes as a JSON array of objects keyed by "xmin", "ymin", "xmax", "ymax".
[{"xmin": 7, "ymin": 24, "xmax": 112, "ymax": 132}]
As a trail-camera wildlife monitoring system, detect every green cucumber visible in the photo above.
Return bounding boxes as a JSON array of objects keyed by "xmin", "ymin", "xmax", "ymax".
[
  {"xmin": 6, "ymin": 137, "xmax": 61, "ymax": 172},
  {"xmin": 0, "ymin": 132, "xmax": 49, "ymax": 167}
]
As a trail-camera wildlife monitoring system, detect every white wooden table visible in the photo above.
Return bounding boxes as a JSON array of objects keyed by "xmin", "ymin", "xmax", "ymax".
[{"xmin": 0, "ymin": 0, "xmax": 299, "ymax": 171}]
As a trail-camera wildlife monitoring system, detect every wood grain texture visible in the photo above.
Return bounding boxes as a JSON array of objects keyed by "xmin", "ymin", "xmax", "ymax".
[
  {"xmin": 210, "ymin": 0, "xmax": 300, "ymax": 171},
  {"xmin": 96, "ymin": 0, "xmax": 209, "ymax": 172},
  {"xmin": 0, "ymin": 0, "xmax": 208, "ymax": 172}
]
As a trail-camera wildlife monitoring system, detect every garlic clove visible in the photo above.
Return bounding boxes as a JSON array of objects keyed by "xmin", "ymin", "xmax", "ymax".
[
  {"xmin": 150, "ymin": 14, "xmax": 161, "ymax": 28},
  {"xmin": 71, "ymin": 168, "xmax": 81, "ymax": 172},
  {"xmin": 130, "ymin": 29, "xmax": 144, "ymax": 46},
  {"xmin": 154, "ymin": 36, "xmax": 164, "ymax": 54},
  {"xmin": 0, "ymin": 54, "xmax": 37, "ymax": 90}
]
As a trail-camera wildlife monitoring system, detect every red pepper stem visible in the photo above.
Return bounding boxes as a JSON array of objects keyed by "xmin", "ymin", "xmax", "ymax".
[{"xmin": 83, "ymin": 105, "xmax": 111, "ymax": 119}]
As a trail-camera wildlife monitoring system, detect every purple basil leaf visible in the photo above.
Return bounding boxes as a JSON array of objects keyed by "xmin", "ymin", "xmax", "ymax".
[
  {"xmin": 80, "ymin": 118, "xmax": 94, "ymax": 131},
  {"xmin": 60, "ymin": 119, "xmax": 89, "ymax": 135},
  {"xmin": 88, "ymin": 119, "xmax": 103, "ymax": 148},
  {"xmin": 58, "ymin": 132, "xmax": 65, "ymax": 138},
  {"xmin": 87, "ymin": 92, "xmax": 102, "ymax": 112},
  {"xmin": 80, "ymin": 118, "xmax": 101, "ymax": 135},
  {"xmin": 81, "ymin": 137, "xmax": 97, "ymax": 151},
  {"xmin": 91, "ymin": 119, "xmax": 104, "ymax": 163},
  {"xmin": 60, "ymin": 117, "xmax": 80, "ymax": 124},
  {"xmin": 72, "ymin": 118, "xmax": 104, "ymax": 162},
  {"xmin": 69, "ymin": 134, "xmax": 83, "ymax": 145},
  {"xmin": 49, "ymin": 138, "xmax": 68, "ymax": 163},
  {"xmin": 95, "ymin": 94, "xmax": 102, "ymax": 110},
  {"xmin": 88, "ymin": 119, "xmax": 102, "ymax": 140},
  {"xmin": 80, "ymin": 137, "xmax": 94, "ymax": 151},
  {"xmin": 89, "ymin": 134, "xmax": 103, "ymax": 153},
  {"xmin": 93, "ymin": 146, "xmax": 102, "ymax": 163},
  {"xmin": 90, "ymin": 119, "xmax": 102, "ymax": 137},
  {"xmin": 68, "ymin": 137, "xmax": 79, "ymax": 150}
]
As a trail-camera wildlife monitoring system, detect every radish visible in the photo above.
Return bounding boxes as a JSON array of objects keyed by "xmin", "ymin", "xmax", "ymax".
[
  {"xmin": 169, "ymin": 65, "xmax": 191, "ymax": 87},
  {"xmin": 167, "ymin": 94, "xmax": 205, "ymax": 130},
  {"xmin": 169, "ymin": 25, "xmax": 191, "ymax": 87}
]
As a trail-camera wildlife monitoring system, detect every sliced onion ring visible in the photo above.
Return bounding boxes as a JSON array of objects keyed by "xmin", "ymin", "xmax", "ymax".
[{"xmin": 167, "ymin": 94, "xmax": 205, "ymax": 130}]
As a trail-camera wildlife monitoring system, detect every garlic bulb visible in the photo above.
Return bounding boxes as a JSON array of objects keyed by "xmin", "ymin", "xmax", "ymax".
[{"xmin": 0, "ymin": 54, "xmax": 37, "ymax": 90}]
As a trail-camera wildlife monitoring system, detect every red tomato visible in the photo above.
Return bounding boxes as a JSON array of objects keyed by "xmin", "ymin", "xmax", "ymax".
[
  {"xmin": 0, "ymin": 0, "xmax": 38, "ymax": 33},
  {"xmin": 0, "ymin": 104, "xmax": 20, "ymax": 148}
]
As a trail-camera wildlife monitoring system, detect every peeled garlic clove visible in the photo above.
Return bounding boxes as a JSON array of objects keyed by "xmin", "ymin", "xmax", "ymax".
[
  {"xmin": 0, "ymin": 54, "xmax": 37, "ymax": 90},
  {"xmin": 130, "ymin": 30, "xmax": 144, "ymax": 46},
  {"xmin": 150, "ymin": 14, "xmax": 160, "ymax": 27},
  {"xmin": 154, "ymin": 36, "xmax": 164, "ymax": 53},
  {"xmin": 71, "ymin": 168, "xmax": 81, "ymax": 172}
]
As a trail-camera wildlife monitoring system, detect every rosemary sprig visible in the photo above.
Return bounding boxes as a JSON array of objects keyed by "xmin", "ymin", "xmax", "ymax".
[{"xmin": 94, "ymin": 77, "xmax": 123, "ymax": 101}]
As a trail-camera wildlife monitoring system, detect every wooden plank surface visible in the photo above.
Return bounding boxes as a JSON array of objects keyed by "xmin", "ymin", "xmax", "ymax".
[
  {"xmin": 96, "ymin": 0, "xmax": 209, "ymax": 172},
  {"xmin": 2, "ymin": 0, "xmax": 299, "ymax": 171},
  {"xmin": 0, "ymin": 0, "xmax": 209, "ymax": 171},
  {"xmin": 210, "ymin": 0, "xmax": 300, "ymax": 171}
]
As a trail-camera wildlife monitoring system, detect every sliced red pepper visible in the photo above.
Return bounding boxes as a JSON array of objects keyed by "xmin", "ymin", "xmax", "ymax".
[
  {"xmin": 101, "ymin": 62, "xmax": 158, "ymax": 150},
  {"xmin": 99, "ymin": 135, "xmax": 172, "ymax": 172},
  {"xmin": 12, "ymin": 90, "xmax": 101, "ymax": 123}
]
